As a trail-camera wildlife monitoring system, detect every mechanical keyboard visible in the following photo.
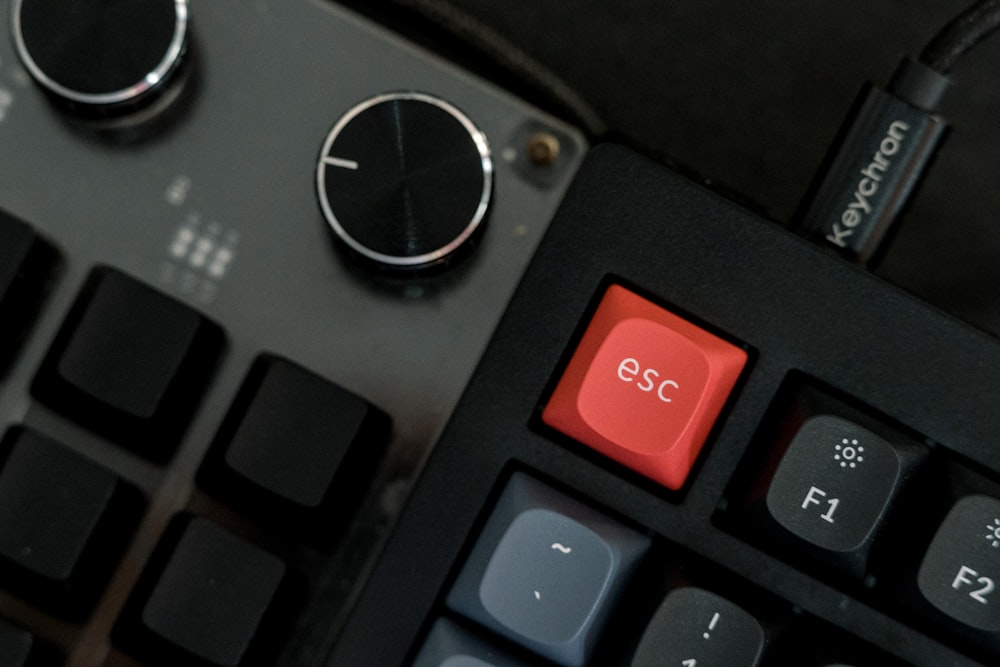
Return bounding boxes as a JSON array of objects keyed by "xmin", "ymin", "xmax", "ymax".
[
  {"xmin": 328, "ymin": 144, "xmax": 1000, "ymax": 667},
  {"xmin": 4, "ymin": 2, "xmax": 1000, "ymax": 667},
  {"xmin": 0, "ymin": 0, "xmax": 584, "ymax": 664}
]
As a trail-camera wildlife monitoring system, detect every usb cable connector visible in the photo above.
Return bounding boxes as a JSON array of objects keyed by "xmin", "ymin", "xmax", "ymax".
[
  {"xmin": 796, "ymin": 0, "xmax": 1000, "ymax": 265},
  {"xmin": 797, "ymin": 59, "xmax": 949, "ymax": 264}
]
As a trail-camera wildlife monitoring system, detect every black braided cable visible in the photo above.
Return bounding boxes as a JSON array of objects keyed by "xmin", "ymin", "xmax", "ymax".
[{"xmin": 920, "ymin": 0, "xmax": 1000, "ymax": 73}]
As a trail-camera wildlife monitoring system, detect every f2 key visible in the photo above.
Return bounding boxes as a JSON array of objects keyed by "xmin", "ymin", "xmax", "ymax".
[{"xmin": 918, "ymin": 495, "xmax": 1000, "ymax": 632}]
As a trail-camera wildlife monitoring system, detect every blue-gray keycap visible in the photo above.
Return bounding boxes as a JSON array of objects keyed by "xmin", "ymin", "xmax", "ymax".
[
  {"xmin": 447, "ymin": 473, "xmax": 649, "ymax": 666},
  {"xmin": 411, "ymin": 618, "xmax": 538, "ymax": 667}
]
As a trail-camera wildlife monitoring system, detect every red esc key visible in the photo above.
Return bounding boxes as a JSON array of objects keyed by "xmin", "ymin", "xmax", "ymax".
[{"xmin": 542, "ymin": 285, "xmax": 747, "ymax": 490}]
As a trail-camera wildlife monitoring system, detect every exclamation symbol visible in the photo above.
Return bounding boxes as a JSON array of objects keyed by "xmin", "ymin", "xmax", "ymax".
[{"xmin": 702, "ymin": 612, "xmax": 720, "ymax": 639}]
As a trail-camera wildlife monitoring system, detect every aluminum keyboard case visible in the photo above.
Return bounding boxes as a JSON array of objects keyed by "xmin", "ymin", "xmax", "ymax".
[{"xmin": 0, "ymin": 1, "xmax": 585, "ymax": 663}]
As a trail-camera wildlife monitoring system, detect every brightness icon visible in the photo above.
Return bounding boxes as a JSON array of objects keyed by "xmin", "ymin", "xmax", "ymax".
[
  {"xmin": 834, "ymin": 438, "xmax": 864, "ymax": 469},
  {"xmin": 985, "ymin": 518, "xmax": 1000, "ymax": 548}
]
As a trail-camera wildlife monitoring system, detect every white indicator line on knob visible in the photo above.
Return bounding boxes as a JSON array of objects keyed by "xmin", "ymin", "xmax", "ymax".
[{"xmin": 323, "ymin": 156, "xmax": 359, "ymax": 170}]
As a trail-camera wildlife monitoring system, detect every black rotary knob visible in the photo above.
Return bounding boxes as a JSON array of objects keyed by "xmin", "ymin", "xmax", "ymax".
[
  {"xmin": 11, "ymin": 0, "xmax": 189, "ymax": 113},
  {"xmin": 316, "ymin": 92, "xmax": 493, "ymax": 271}
]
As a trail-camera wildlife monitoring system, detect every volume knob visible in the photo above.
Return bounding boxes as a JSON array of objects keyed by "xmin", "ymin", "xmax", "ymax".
[
  {"xmin": 316, "ymin": 92, "xmax": 493, "ymax": 271},
  {"xmin": 11, "ymin": 0, "xmax": 189, "ymax": 113}
]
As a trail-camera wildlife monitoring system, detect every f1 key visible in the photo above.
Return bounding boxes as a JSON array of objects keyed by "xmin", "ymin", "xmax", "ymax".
[
  {"xmin": 765, "ymin": 414, "xmax": 925, "ymax": 577},
  {"xmin": 918, "ymin": 495, "xmax": 1000, "ymax": 632}
]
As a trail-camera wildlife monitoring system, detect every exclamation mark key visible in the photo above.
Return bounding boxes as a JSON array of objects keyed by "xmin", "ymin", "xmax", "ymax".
[{"xmin": 631, "ymin": 588, "xmax": 765, "ymax": 667}]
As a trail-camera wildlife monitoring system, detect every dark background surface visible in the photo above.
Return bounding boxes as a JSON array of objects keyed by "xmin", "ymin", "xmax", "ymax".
[{"xmin": 344, "ymin": 0, "xmax": 1000, "ymax": 337}]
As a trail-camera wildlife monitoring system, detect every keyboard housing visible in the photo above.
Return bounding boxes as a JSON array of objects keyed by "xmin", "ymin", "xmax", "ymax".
[{"xmin": 329, "ymin": 144, "xmax": 1000, "ymax": 667}]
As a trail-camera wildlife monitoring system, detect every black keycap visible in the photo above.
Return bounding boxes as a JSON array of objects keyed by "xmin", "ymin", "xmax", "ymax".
[
  {"xmin": 0, "ymin": 210, "xmax": 56, "ymax": 373},
  {"xmin": 32, "ymin": 266, "xmax": 224, "ymax": 461},
  {"xmin": 199, "ymin": 354, "xmax": 389, "ymax": 527},
  {"xmin": 0, "ymin": 616, "xmax": 59, "ymax": 666},
  {"xmin": 918, "ymin": 495, "xmax": 1000, "ymax": 631},
  {"xmin": 0, "ymin": 617, "xmax": 34, "ymax": 667},
  {"xmin": 447, "ymin": 473, "xmax": 649, "ymax": 667},
  {"xmin": 764, "ymin": 414, "xmax": 924, "ymax": 577},
  {"xmin": 631, "ymin": 587, "xmax": 765, "ymax": 667},
  {"xmin": 121, "ymin": 515, "xmax": 292, "ymax": 667},
  {"xmin": 0, "ymin": 427, "xmax": 143, "ymax": 617},
  {"xmin": 412, "ymin": 618, "xmax": 539, "ymax": 666}
]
